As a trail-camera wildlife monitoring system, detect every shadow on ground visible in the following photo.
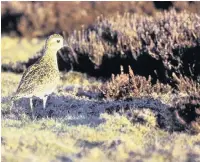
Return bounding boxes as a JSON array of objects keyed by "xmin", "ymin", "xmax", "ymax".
[{"xmin": 2, "ymin": 90, "xmax": 174, "ymax": 131}]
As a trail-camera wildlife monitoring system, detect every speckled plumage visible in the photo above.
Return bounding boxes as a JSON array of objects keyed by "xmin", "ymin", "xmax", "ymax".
[
  {"xmin": 15, "ymin": 50, "xmax": 60, "ymax": 98},
  {"xmin": 13, "ymin": 34, "xmax": 64, "ymax": 117}
]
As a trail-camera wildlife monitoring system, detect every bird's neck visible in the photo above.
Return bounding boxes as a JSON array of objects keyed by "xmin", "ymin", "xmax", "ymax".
[
  {"xmin": 43, "ymin": 48, "xmax": 59, "ymax": 68},
  {"xmin": 46, "ymin": 47, "xmax": 58, "ymax": 54}
]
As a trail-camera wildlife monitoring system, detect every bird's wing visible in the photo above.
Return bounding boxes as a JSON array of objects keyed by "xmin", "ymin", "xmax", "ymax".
[
  {"xmin": 16, "ymin": 62, "xmax": 45, "ymax": 95},
  {"xmin": 20, "ymin": 59, "xmax": 41, "ymax": 82}
]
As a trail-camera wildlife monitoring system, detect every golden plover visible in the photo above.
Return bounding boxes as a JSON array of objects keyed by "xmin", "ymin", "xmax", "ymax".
[{"xmin": 12, "ymin": 34, "xmax": 64, "ymax": 117}]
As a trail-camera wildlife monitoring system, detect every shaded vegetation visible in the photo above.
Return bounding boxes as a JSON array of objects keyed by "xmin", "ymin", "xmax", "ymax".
[
  {"xmin": 171, "ymin": 95, "xmax": 200, "ymax": 134},
  {"xmin": 61, "ymin": 10, "xmax": 200, "ymax": 85}
]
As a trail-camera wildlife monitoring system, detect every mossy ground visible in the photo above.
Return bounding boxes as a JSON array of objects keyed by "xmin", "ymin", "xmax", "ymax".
[{"xmin": 1, "ymin": 37, "xmax": 200, "ymax": 162}]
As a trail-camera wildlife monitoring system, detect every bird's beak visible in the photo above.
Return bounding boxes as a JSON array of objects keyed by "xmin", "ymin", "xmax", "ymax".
[{"xmin": 63, "ymin": 40, "xmax": 67, "ymax": 47}]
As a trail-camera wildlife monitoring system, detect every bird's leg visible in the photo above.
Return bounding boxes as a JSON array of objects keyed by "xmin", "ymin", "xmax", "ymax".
[
  {"xmin": 43, "ymin": 96, "xmax": 48, "ymax": 109},
  {"xmin": 30, "ymin": 98, "xmax": 34, "ymax": 119},
  {"xmin": 10, "ymin": 96, "xmax": 16, "ymax": 113},
  {"xmin": 10, "ymin": 100, "xmax": 14, "ymax": 113}
]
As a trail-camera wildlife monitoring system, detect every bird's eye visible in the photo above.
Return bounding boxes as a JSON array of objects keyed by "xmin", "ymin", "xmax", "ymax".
[{"xmin": 57, "ymin": 40, "xmax": 60, "ymax": 43}]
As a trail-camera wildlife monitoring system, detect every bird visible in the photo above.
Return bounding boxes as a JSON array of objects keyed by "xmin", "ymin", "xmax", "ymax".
[{"xmin": 12, "ymin": 34, "xmax": 64, "ymax": 118}]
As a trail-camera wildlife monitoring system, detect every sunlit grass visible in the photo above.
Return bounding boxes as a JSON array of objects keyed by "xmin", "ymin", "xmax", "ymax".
[
  {"xmin": 1, "ymin": 37, "xmax": 44, "ymax": 65},
  {"xmin": 2, "ymin": 114, "xmax": 200, "ymax": 162}
]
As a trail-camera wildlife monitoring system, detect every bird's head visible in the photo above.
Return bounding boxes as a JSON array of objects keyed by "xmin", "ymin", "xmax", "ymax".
[{"xmin": 45, "ymin": 34, "xmax": 64, "ymax": 51}]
